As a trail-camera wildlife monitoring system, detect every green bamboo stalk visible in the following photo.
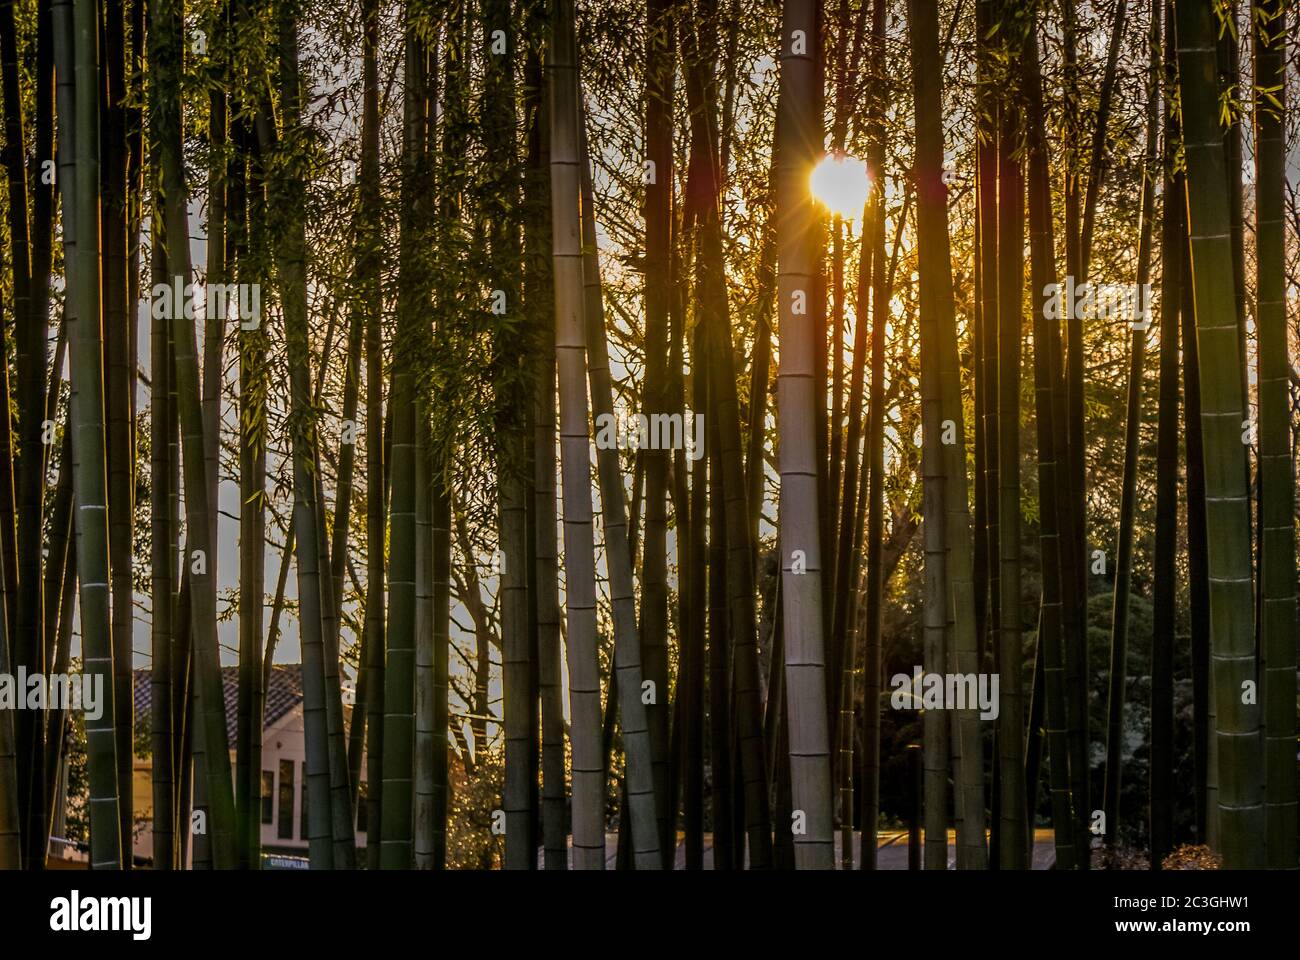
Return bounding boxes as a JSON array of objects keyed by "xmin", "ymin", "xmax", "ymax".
[
  {"xmin": 704, "ymin": 356, "xmax": 734, "ymax": 869},
  {"xmin": 239, "ymin": 93, "xmax": 272, "ymax": 870},
  {"xmin": 830, "ymin": 70, "xmax": 875, "ymax": 878},
  {"xmin": 149, "ymin": 195, "xmax": 175, "ymax": 868},
  {"xmin": 745, "ymin": 224, "xmax": 774, "ymax": 554},
  {"xmin": 1252, "ymin": 0, "xmax": 1297, "ymax": 869},
  {"xmin": 199, "ymin": 16, "xmax": 225, "ymax": 869},
  {"xmin": 971, "ymin": 28, "xmax": 990, "ymax": 703},
  {"xmin": 680, "ymin": 0, "xmax": 772, "ymax": 870},
  {"xmin": 423, "ymin": 6, "xmax": 456, "ymax": 873},
  {"xmin": 62, "ymin": 0, "xmax": 122, "ymax": 870},
  {"xmin": 1102, "ymin": 1, "xmax": 1159, "ymax": 850},
  {"xmin": 313, "ymin": 346, "xmax": 355, "ymax": 863},
  {"xmin": 19, "ymin": 0, "xmax": 58, "ymax": 866},
  {"xmin": 975, "ymin": 0, "xmax": 1000, "ymax": 718},
  {"xmin": 523, "ymin": 6, "xmax": 565, "ymax": 869},
  {"xmin": 380, "ymin": 4, "xmax": 427, "ymax": 870},
  {"xmin": 2, "ymin": 0, "xmax": 46, "ymax": 869},
  {"xmin": 911, "ymin": 0, "xmax": 988, "ymax": 871},
  {"xmin": 640, "ymin": 0, "xmax": 675, "ymax": 865},
  {"xmin": 264, "ymin": 4, "xmax": 343, "ymax": 869},
  {"xmin": 579, "ymin": 115, "xmax": 663, "ymax": 869},
  {"xmin": 100, "ymin": 0, "xmax": 132, "ymax": 867},
  {"xmin": 1023, "ymin": 5, "xmax": 1076, "ymax": 872},
  {"xmin": 1174, "ymin": 0, "xmax": 1264, "ymax": 869},
  {"xmin": 859, "ymin": 20, "xmax": 896, "ymax": 867},
  {"xmin": 411, "ymin": 12, "xmax": 442, "ymax": 875},
  {"xmin": 680, "ymin": 236, "xmax": 706, "ymax": 869},
  {"xmin": 1216, "ymin": 3, "xmax": 1250, "ymax": 477},
  {"xmin": 978, "ymin": 2, "xmax": 1002, "ymax": 864},
  {"xmin": 776, "ymin": 0, "xmax": 833, "ymax": 871},
  {"xmin": 232, "ymin": 109, "xmax": 266, "ymax": 870},
  {"xmin": 936, "ymin": 141, "xmax": 987, "ymax": 867},
  {"xmin": 857, "ymin": 213, "xmax": 885, "ymax": 870},
  {"xmin": 548, "ymin": 0, "xmax": 605, "ymax": 868},
  {"xmin": 1178, "ymin": 204, "xmax": 1213, "ymax": 847},
  {"xmin": 153, "ymin": 0, "xmax": 241, "ymax": 870},
  {"xmin": 414, "ymin": 411, "xmax": 434, "ymax": 869},
  {"xmin": 482, "ymin": 0, "xmax": 534, "ymax": 871},
  {"xmin": 995, "ymin": 3, "xmax": 1026, "ymax": 868},
  {"xmin": 0, "ymin": 552, "xmax": 17, "ymax": 867},
  {"xmin": 41, "ymin": 455, "xmax": 76, "ymax": 844},
  {"xmin": 910, "ymin": 0, "xmax": 951, "ymax": 867},
  {"xmin": 1149, "ymin": 0, "xmax": 1180, "ymax": 870},
  {"xmin": 0, "ymin": 0, "xmax": 26, "ymax": 666},
  {"xmin": 358, "ymin": 0, "xmax": 385, "ymax": 869},
  {"xmin": 332, "ymin": 167, "xmax": 369, "ymax": 842},
  {"xmin": 430, "ymin": 454, "xmax": 449, "ymax": 868}
]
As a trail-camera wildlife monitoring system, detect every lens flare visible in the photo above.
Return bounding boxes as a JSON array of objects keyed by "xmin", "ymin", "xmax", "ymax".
[{"xmin": 809, "ymin": 153, "xmax": 871, "ymax": 220}]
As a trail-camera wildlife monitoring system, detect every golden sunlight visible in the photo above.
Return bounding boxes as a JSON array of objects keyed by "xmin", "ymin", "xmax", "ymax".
[{"xmin": 810, "ymin": 152, "xmax": 871, "ymax": 220}]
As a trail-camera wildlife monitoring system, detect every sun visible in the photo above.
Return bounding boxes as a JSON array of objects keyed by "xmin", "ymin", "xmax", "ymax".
[{"xmin": 810, "ymin": 152, "xmax": 871, "ymax": 220}]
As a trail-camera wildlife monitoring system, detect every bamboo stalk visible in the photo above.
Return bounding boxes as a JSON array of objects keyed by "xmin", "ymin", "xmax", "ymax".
[
  {"xmin": 1174, "ymin": 0, "xmax": 1265, "ymax": 869},
  {"xmin": 776, "ymin": 0, "xmax": 833, "ymax": 871},
  {"xmin": 1252, "ymin": 0, "xmax": 1297, "ymax": 868}
]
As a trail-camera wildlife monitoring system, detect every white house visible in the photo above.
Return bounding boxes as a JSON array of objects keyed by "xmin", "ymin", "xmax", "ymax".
[{"xmin": 130, "ymin": 665, "xmax": 369, "ymax": 865}]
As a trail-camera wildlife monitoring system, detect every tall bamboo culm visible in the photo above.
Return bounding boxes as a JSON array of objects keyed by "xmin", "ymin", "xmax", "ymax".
[
  {"xmin": 1174, "ymin": 0, "xmax": 1265, "ymax": 870},
  {"xmin": 776, "ymin": 0, "xmax": 834, "ymax": 871},
  {"xmin": 579, "ymin": 118, "xmax": 663, "ymax": 868},
  {"xmin": 548, "ymin": 0, "xmax": 605, "ymax": 869},
  {"xmin": 1252, "ymin": 0, "xmax": 1297, "ymax": 868},
  {"xmin": 380, "ymin": 5, "xmax": 427, "ymax": 870},
  {"xmin": 64, "ymin": 0, "xmax": 122, "ymax": 870}
]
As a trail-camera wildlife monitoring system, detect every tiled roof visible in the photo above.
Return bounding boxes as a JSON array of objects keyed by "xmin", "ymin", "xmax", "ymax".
[{"xmin": 132, "ymin": 665, "xmax": 304, "ymax": 741}]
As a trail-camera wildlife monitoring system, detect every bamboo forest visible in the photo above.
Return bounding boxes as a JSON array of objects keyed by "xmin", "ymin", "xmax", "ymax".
[{"xmin": 0, "ymin": 0, "xmax": 1295, "ymax": 883}]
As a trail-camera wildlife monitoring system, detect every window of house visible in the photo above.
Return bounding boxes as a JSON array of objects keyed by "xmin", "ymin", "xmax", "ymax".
[
  {"xmin": 277, "ymin": 760, "xmax": 294, "ymax": 840},
  {"xmin": 300, "ymin": 765, "xmax": 308, "ymax": 840},
  {"xmin": 261, "ymin": 771, "xmax": 274, "ymax": 825}
]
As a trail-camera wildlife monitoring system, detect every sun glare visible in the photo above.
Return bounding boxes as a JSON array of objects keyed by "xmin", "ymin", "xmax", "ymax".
[{"xmin": 810, "ymin": 153, "xmax": 871, "ymax": 220}]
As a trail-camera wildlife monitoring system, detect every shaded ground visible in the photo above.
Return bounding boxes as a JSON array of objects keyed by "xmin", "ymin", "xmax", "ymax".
[{"xmin": 548, "ymin": 829, "xmax": 1060, "ymax": 868}]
